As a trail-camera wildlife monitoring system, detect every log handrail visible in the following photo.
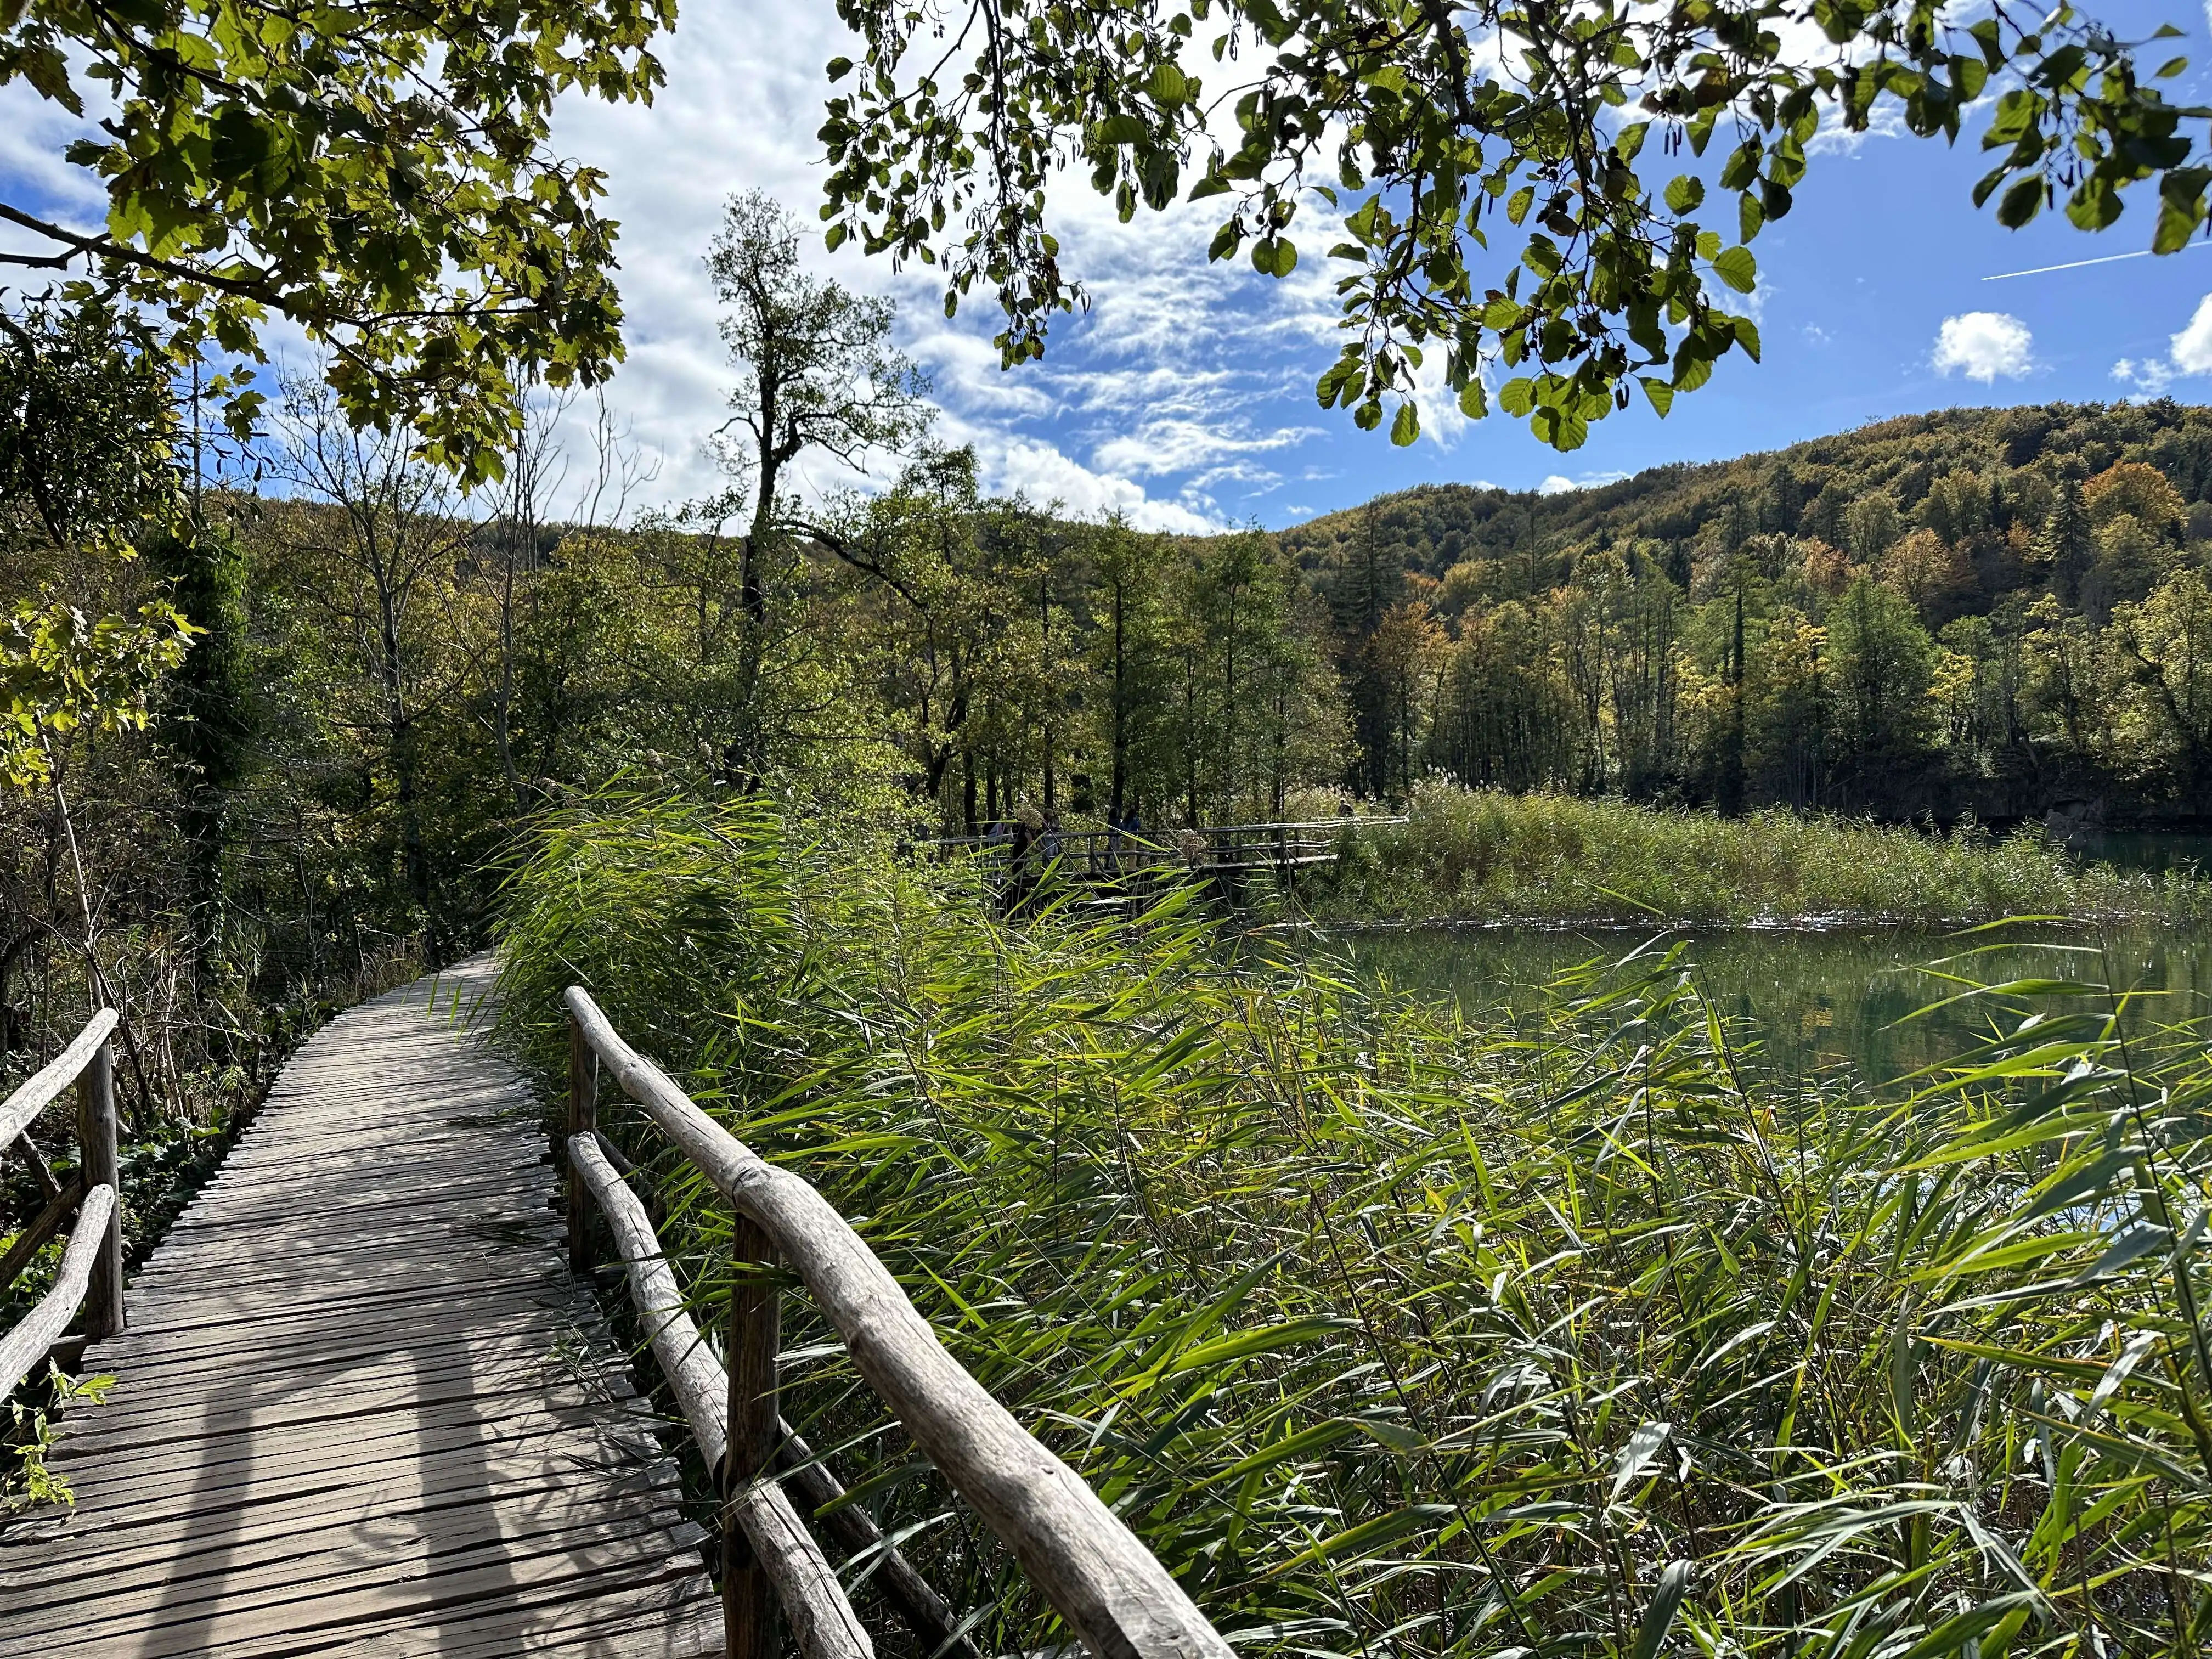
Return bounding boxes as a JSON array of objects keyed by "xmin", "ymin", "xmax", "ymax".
[
  {"xmin": 1, "ymin": 1008, "xmax": 125, "ymax": 1391},
  {"xmin": 571, "ymin": 1133, "xmax": 872, "ymax": 1659},
  {"xmin": 0, "ymin": 1007, "xmax": 115, "ymax": 1159},
  {"xmin": 0, "ymin": 1183, "xmax": 116, "ymax": 1397},
  {"xmin": 563, "ymin": 985, "xmax": 1231, "ymax": 1659}
]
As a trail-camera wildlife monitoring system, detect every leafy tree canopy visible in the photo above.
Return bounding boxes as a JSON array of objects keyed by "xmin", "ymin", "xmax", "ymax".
[
  {"xmin": 1, "ymin": 0, "xmax": 674, "ymax": 480},
  {"xmin": 824, "ymin": 0, "xmax": 2209, "ymax": 451}
]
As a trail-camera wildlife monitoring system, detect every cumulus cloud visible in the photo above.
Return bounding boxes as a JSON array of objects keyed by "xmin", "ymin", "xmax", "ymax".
[
  {"xmin": 1931, "ymin": 312, "xmax": 2035, "ymax": 383},
  {"xmin": 2112, "ymin": 293, "xmax": 2212, "ymax": 394},
  {"xmin": 1538, "ymin": 471, "xmax": 1630, "ymax": 496},
  {"xmin": 2175, "ymin": 295, "xmax": 2212, "ymax": 374}
]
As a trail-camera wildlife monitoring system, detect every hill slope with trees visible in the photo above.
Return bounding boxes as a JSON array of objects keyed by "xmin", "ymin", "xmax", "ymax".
[{"xmin": 1286, "ymin": 400, "xmax": 2212, "ymax": 822}]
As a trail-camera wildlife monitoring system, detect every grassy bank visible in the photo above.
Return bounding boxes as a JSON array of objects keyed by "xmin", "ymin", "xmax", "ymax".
[
  {"xmin": 1311, "ymin": 780, "xmax": 2212, "ymax": 926},
  {"xmin": 499, "ymin": 798, "xmax": 2212, "ymax": 1659}
]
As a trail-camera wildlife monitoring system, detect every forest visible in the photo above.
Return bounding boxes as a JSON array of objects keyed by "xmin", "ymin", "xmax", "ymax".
[{"xmin": 1296, "ymin": 400, "xmax": 2212, "ymax": 821}]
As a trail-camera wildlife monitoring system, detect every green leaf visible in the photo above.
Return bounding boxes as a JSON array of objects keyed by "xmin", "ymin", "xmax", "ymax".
[
  {"xmin": 1893, "ymin": 1594, "xmax": 2045, "ymax": 1659},
  {"xmin": 1390, "ymin": 401, "xmax": 1420, "ymax": 446},
  {"xmin": 1739, "ymin": 191, "xmax": 1764, "ymax": 244},
  {"xmin": 1610, "ymin": 1420, "xmax": 1673, "ymax": 1503},
  {"xmin": 1507, "ymin": 185, "xmax": 1536, "ymax": 225},
  {"xmin": 2066, "ymin": 180, "xmax": 2123, "ymax": 232},
  {"xmin": 1615, "ymin": 121, "xmax": 1650, "ymax": 162},
  {"xmin": 1731, "ymin": 315, "xmax": 1760, "ymax": 362},
  {"xmin": 2070, "ymin": 1222, "xmax": 2171, "ymax": 1285},
  {"xmin": 1268, "ymin": 1504, "xmax": 1455, "ymax": 1573},
  {"xmin": 1159, "ymin": 1315, "xmax": 1346, "ymax": 1378},
  {"xmin": 1457, "ymin": 379, "xmax": 1488, "ymax": 419},
  {"xmin": 1639, "ymin": 377, "xmax": 1674, "ymax": 416},
  {"xmin": 1996, "ymin": 176, "xmax": 2044, "ymax": 229},
  {"xmin": 1498, "ymin": 377, "xmax": 1537, "ymax": 417},
  {"xmin": 1633, "ymin": 1561, "xmax": 1696, "ymax": 1659},
  {"xmin": 1664, "ymin": 174, "xmax": 1705, "ymax": 214},
  {"xmin": 1711, "ymin": 246, "xmax": 1757, "ymax": 293}
]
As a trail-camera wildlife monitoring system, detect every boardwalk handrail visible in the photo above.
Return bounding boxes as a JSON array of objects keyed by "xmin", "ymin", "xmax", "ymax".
[
  {"xmin": 571, "ymin": 1133, "xmax": 872, "ymax": 1659},
  {"xmin": 563, "ymin": 985, "xmax": 1232, "ymax": 1659},
  {"xmin": 0, "ymin": 1007, "xmax": 124, "ymax": 1396}
]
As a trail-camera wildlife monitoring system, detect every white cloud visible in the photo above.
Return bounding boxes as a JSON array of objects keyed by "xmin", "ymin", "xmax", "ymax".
[
  {"xmin": 1538, "ymin": 470, "xmax": 1628, "ymax": 496},
  {"xmin": 1092, "ymin": 418, "xmax": 1313, "ymax": 481},
  {"xmin": 1931, "ymin": 312, "xmax": 2035, "ymax": 383},
  {"xmin": 946, "ymin": 421, "xmax": 1224, "ymax": 534},
  {"xmin": 435, "ymin": 0, "xmax": 1353, "ymax": 523},
  {"xmin": 2170, "ymin": 294, "xmax": 2212, "ymax": 374},
  {"xmin": 2111, "ymin": 293, "xmax": 2212, "ymax": 394},
  {"xmin": 2112, "ymin": 357, "xmax": 2175, "ymax": 394}
]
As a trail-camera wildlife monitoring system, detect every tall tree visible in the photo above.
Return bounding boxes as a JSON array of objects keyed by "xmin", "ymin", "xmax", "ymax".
[{"xmin": 705, "ymin": 191, "xmax": 929, "ymax": 781}]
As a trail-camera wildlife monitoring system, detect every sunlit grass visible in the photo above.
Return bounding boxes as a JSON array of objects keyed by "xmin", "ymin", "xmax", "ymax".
[
  {"xmin": 499, "ymin": 796, "xmax": 2212, "ymax": 1659},
  {"xmin": 1313, "ymin": 780, "xmax": 2212, "ymax": 926}
]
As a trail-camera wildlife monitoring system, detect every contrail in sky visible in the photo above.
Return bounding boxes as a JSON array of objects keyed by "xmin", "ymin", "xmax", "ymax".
[{"xmin": 1983, "ymin": 242, "xmax": 2211, "ymax": 280}]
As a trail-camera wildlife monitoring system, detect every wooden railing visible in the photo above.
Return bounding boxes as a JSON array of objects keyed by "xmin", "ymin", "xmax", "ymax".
[
  {"xmin": 0, "ymin": 1009, "xmax": 124, "ymax": 1396},
  {"xmin": 562, "ymin": 987, "xmax": 1232, "ymax": 1659},
  {"xmin": 917, "ymin": 816, "xmax": 1403, "ymax": 887}
]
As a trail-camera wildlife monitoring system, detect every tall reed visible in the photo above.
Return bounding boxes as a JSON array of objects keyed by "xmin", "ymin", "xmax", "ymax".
[
  {"xmin": 1317, "ymin": 780, "xmax": 2212, "ymax": 926},
  {"xmin": 499, "ymin": 797, "xmax": 2212, "ymax": 1659}
]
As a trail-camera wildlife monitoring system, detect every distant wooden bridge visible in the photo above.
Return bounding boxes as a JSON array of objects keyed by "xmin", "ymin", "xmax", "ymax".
[
  {"xmin": 916, "ymin": 816, "xmax": 1398, "ymax": 906},
  {"xmin": 0, "ymin": 964, "xmax": 1231, "ymax": 1658}
]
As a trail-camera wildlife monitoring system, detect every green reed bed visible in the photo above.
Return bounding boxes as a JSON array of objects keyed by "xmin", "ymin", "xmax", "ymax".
[
  {"xmin": 1314, "ymin": 781, "xmax": 2212, "ymax": 927},
  {"xmin": 499, "ymin": 797, "xmax": 2212, "ymax": 1659}
]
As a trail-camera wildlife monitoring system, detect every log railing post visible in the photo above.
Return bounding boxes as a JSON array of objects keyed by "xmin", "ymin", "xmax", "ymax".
[
  {"xmin": 567, "ymin": 1011, "xmax": 597, "ymax": 1273},
  {"xmin": 725, "ymin": 1215, "xmax": 781, "ymax": 1659},
  {"xmin": 75, "ymin": 1035, "xmax": 122, "ymax": 1340}
]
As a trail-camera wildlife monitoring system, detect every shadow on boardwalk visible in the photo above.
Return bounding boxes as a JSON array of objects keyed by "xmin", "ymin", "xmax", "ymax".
[{"xmin": 0, "ymin": 959, "xmax": 719, "ymax": 1656}]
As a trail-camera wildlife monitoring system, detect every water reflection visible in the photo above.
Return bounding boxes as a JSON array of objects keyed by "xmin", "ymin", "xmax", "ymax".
[{"xmin": 1333, "ymin": 923, "xmax": 2212, "ymax": 1087}]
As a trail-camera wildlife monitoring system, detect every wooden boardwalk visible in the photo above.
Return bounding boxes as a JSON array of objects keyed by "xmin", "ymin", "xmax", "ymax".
[{"xmin": 0, "ymin": 960, "xmax": 721, "ymax": 1656}]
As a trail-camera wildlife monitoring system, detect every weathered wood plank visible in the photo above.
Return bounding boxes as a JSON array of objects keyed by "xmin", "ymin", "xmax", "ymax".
[{"xmin": 0, "ymin": 961, "xmax": 715, "ymax": 1658}]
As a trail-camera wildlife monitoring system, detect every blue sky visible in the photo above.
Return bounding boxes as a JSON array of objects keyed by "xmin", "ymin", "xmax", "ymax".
[{"xmin": 6, "ymin": 1, "xmax": 2212, "ymax": 531}]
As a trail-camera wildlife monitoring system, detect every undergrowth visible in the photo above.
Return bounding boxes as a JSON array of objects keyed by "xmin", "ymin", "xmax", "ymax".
[
  {"xmin": 1312, "ymin": 780, "xmax": 2212, "ymax": 927},
  {"xmin": 498, "ymin": 795, "xmax": 2212, "ymax": 1659}
]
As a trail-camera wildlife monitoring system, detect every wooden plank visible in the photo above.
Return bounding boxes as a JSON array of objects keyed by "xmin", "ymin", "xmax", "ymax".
[{"xmin": 0, "ymin": 960, "xmax": 715, "ymax": 1658}]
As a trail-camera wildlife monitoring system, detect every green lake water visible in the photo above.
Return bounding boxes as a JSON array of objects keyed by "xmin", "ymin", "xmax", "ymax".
[{"xmin": 1329, "ymin": 923, "xmax": 2212, "ymax": 1088}]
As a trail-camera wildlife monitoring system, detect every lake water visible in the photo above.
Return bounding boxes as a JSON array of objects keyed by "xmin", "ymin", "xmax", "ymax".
[{"xmin": 1329, "ymin": 922, "xmax": 2212, "ymax": 1087}]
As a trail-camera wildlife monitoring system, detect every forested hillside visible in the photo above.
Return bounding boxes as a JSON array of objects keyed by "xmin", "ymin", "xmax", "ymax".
[{"xmin": 1291, "ymin": 400, "xmax": 2212, "ymax": 821}]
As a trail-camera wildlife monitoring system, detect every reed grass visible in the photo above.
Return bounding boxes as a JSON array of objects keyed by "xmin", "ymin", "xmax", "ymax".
[
  {"xmin": 499, "ymin": 796, "xmax": 2212, "ymax": 1659},
  {"xmin": 1314, "ymin": 781, "xmax": 2212, "ymax": 927}
]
